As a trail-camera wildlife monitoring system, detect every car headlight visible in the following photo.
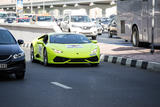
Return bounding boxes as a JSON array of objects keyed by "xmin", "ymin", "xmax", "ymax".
[
  {"xmin": 91, "ymin": 48, "xmax": 97, "ymax": 54},
  {"xmin": 52, "ymin": 49, "xmax": 63, "ymax": 53},
  {"xmin": 13, "ymin": 52, "xmax": 25, "ymax": 59}
]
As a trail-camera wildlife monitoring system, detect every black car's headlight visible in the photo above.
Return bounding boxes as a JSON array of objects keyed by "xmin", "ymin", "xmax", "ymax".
[{"xmin": 13, "ymin": 52, "xmax": 25, "ymax": 59}]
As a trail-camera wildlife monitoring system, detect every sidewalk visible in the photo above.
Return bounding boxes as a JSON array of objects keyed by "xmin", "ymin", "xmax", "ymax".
[{"xmin": 98, "ymin": 43, "xmax": 160, "ymax": 63}]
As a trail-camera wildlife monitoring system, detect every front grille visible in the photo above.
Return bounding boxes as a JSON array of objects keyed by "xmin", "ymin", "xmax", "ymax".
[
  {"xmin": 0, "ymin": 55, "xmax": 11, "ymax": 61},
  {"xmin": 87, "ymin": 56, "xmax": 99, "ymax": 62},
  {"xmin": 82, "ymin": 26, "xmax": 91, "ymax": 30},
  {"xmin": 54, "ymin": 57, "xmax": 69, "ymax": 62},
  {"xmin": 54, "ymin": 56, "xmax": 99, "ymax": 63},
  {"xmin": 69, "ymin": 59, "xmax": 86, "ymax": 62},
  {"xmin": 80, "ymin": 32, "xmax": 92, "ymax": 35}
]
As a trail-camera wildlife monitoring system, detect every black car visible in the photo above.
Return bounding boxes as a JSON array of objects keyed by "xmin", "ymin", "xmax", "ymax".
[{"xmin": 0, "ymin": 27, "xmax": 26, "ymax": 79}]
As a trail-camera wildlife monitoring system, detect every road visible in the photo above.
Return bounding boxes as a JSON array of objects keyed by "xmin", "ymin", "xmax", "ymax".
[{"xmin": 0, "ymin": 33, "xmax": 160, "ymax": 107}]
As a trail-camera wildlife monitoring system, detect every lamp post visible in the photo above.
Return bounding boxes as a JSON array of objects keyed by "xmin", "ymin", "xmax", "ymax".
[
  {"xmin": 31, "ymin": 0, "xmax": 33, "ymax": 14},
  {"xmin": 151, "ymin": 0, "xmax": 155, "ymax": 54},
  {"xmin": 43, "ymin": 1, "xmax": 45, "ymax": 14}
]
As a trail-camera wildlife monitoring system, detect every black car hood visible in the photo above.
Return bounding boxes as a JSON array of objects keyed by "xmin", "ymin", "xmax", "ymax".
[{"xmin": 0, "ymin": 44, "xmax": 22, "ymax": 55}]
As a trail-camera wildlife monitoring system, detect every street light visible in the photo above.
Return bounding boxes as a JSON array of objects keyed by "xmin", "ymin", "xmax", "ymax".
[
  {"xmin": 151, "ymin": 0, "xmax": 155, "ymax": 54},
  {"xmin": 31, "ymin": 0, "xmax": 33, "ymax": 14},
  {"xmin": 89, "ymin": 2, "xmax": 95, "ymax": 6},
  {"xmin": 50, "ymin": 5, "xmax": 54, "ymax": 8},
  {"xmin": 110, "ymin": 0, "xmax": 116, "ymax": 5},
  {"xmin": 63, "ymin": 4, "xmax": 67, "ymax": 8},
  {"xmin": 74, "ymin": 3, "xmax": 79, "ymax": 7},
  {"xmin": 27, "ymin": 6, "xmax": 30, "ymax": 9},
  {"xmin": 37, "ymin": 6, "xmax": 41, "ymax": 9}
]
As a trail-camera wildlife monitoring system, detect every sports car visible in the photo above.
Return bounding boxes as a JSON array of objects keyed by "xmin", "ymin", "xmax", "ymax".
[{"xmin": 30, "ymin": 33, "xmax": 100, "ymax": 66}]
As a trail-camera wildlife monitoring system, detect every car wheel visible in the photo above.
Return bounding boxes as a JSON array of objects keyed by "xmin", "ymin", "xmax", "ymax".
[
  {"xmin": 30, "ymin": 46, "xmax": 36, "ymax": 63},
  {"xmin": 68, "ymin": 29, "xmax": 71, "ymax": 32},
  {"xmin": 92, "ymin": 36, "xmax": 97, "ymax": 40},
  {"xmin": 91, "ymin": 63, "xmax": 99, "ymax": 67},
  {"xmin": 43, "ymin": 49, "xmax": 48, "ymax": 66},
  {"xmin": 108, "ymin": 30, "xmax": 112, "ymax": 38},
  {"xmin": 15, "ymin": 71, "xmax": 25, "ymax": 80},
  {"xmin": 132, "ymin": 27, "xmax": 140, "ymax": 47}
]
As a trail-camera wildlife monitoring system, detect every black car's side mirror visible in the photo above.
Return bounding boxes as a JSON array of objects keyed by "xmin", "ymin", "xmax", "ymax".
[{"xmin": 18, "ymin": 39, "xmax": 24, "ymax": 45}]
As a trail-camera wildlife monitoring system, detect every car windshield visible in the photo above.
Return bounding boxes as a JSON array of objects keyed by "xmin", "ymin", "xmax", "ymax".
[
  {"xmin": 101, "ymin": 20, "xmax": 108, "ymax": 24},
  {"xmin": 71, "ymin": 16, "xmax": 91, "ymax": 22},
  {"xmin": 50, "ymin": 34, "xmax": 91, "ymax": 44},
  {"xmin": 37, "ymin": 16, "xmax": 52, "ymax": 22},
  {"xmin": 0, "ymin": 30, "xmax": 16, "ymax": 44}
]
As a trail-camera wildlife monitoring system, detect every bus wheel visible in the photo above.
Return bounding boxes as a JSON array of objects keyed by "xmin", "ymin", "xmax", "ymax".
[{"xmin": 132, "ymin": 27, "xmax": 139, "ymax": 47}]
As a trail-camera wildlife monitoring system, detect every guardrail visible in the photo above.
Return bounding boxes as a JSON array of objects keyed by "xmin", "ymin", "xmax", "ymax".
[{"xmin": 0, "ymin": 23, "xmax": 55, "ymax": 33}]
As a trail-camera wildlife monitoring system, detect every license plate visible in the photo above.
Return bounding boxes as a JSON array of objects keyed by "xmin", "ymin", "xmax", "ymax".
[{"xmin": 0, "ymin": 64, "xmax": 7, "ymax": 69}]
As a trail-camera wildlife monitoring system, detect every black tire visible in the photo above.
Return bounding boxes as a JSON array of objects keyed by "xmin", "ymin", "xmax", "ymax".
[
  {"xmin": 30, "ymin": 46, "xmax": 36, "ymax": 63},
  {"xmin": 68, "ymin": 29, "xmax": 71, "ymax": 32},
  {"xmin": 108, "ymin": 30, "xmax": 112, "ymax": 38},
  {"xmin": 91, "ymin": 63, "xmax": 99, "ymax": 67},
  {"xmin": 92, "ymin": 36, "xmax": 97, "ymax": 40},
  {"xmin": 132, "ymin": 26, "xmax": 140, "ymax": 47},
  {"xmin": 43, "ymin": 49, "xmax": 48, "ymax": 66},
  {"xmin": 15, "ymin": 71, "xmax": 25, "ymax": 80}
]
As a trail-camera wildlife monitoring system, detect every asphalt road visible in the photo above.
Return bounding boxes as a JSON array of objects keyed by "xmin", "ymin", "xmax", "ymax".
[
  {"xmin": 0, "ymin": 45, "xmax": 160, "ymax": 107},
  {"xmin": 0, "ymin": 29, "xmax": 160, "ymax": 107},
  {"xmin": 97, "ymin": 33, "xmax": 132, "ymax": 46}
]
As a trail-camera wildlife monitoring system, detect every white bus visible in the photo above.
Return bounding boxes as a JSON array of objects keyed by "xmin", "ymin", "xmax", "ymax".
[{"xmin": 117, "ymin": 0, "xmax": 160, "ymax": 46}]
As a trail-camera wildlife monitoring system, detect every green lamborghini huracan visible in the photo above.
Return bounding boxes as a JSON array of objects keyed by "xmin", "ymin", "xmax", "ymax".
[{"xmin": 30, "ymin": 33, "xmax": 100, "ymax": 66}]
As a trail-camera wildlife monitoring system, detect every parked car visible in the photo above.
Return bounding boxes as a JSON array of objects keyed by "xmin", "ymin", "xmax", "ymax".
[
  {"xmin": 0, "ymin": 12, "xmax": 7, "ymax": 23},
  {"xmin": 32, "ymin": 14, "xmax": 55, "ymax": 26},
  {"xmin": 100, "ymin": 19, "xmax": 110, "ymax": 32},
  {"xmin": 95, "ymin": 21, "xmax": 103, "ymax": 35},
  {"xmin": 108, "ymin": 19, "xmax": 117, "ymax": 38},
  {"xmin": 61, "ymin": 14, "xmax": 98, "ymax": 40},
  {"xmin": 57, "ymin": 18, "xmax": 63, "ymax": 26},
  {"xmin": 0, "ymin": 27, "xmax": 26, "ymax": 79},
  {"xmin": 4, "ymin": 17, "xmax": 16, "ymax": 23},
  {"xmin": 16, "ymin": 17, "xmax": 30, "ymax": 23}
]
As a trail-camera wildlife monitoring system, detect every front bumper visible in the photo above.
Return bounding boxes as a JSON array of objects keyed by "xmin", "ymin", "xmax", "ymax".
[
  {"xmin": 48, "ymin": 55, "xmax": 100, "ymax": 64},
  {"xmin": 71, "ymin": 27, "xmax": 97, "ymax": 37},
  {"xmin": 110, "ymin": 30, "xmax": 117, "ymax": 35},
  {"xmin": 0, "ymin": 58, "xmax": 26, "ymax": 74}
]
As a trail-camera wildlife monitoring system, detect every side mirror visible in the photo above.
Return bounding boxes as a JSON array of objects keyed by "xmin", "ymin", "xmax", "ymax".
[
  {"xmin": 91, "ymin": 40, "xmax": 98, "ymax": 44},
  {"xmin": 18, "ymin": 39, "xmax": 24, "ymax": 45}
]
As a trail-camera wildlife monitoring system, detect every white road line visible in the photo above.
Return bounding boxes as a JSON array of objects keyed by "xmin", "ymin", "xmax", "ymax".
[{"xmin": 50, "ymin": 82, "xmax": 72, "ymax": 90}]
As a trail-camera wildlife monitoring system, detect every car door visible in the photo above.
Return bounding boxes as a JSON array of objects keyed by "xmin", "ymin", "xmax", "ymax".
[
  {"xmin": 61, "ymin": 16, "xmax": 67, "ymax": 31},
  {"xmin": 63, "ymin": 16, "xmax": 69, "ymax": 31},
  {"xmin": 37, "ymin": 35, "xmax": 48, "ymax": 60}
]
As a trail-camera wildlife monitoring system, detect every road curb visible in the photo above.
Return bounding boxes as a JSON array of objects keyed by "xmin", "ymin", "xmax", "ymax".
[
  {"xmin": 101, "ymin": 55, "xmax": 160, "ymax": 72},
  {"xmin": 21, "ymin": 44, "xmax": 160, "ymax": 72}
]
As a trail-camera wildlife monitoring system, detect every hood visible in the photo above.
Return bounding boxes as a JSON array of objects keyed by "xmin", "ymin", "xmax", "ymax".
[
  {"xmin": 0, "ymin": 44, "xmax": 22, "ymax": 55},
  {"xmin": 71, "ymin": 22, "xmax": 95, "ymax": 27},
  {"xmin": 48, "ymin": 43, "xmax": 97, "ymax": 57}
]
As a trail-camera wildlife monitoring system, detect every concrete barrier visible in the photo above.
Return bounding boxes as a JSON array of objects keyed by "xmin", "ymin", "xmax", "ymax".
[{"xmin": 0, "ymin": 23, "xmax": 55, "ymax": 33}]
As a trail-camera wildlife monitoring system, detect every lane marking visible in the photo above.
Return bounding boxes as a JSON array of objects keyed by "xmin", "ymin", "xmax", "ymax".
[{"xmin": 50, "ymin": 82, "xmax": 72, "ymax": 90}]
